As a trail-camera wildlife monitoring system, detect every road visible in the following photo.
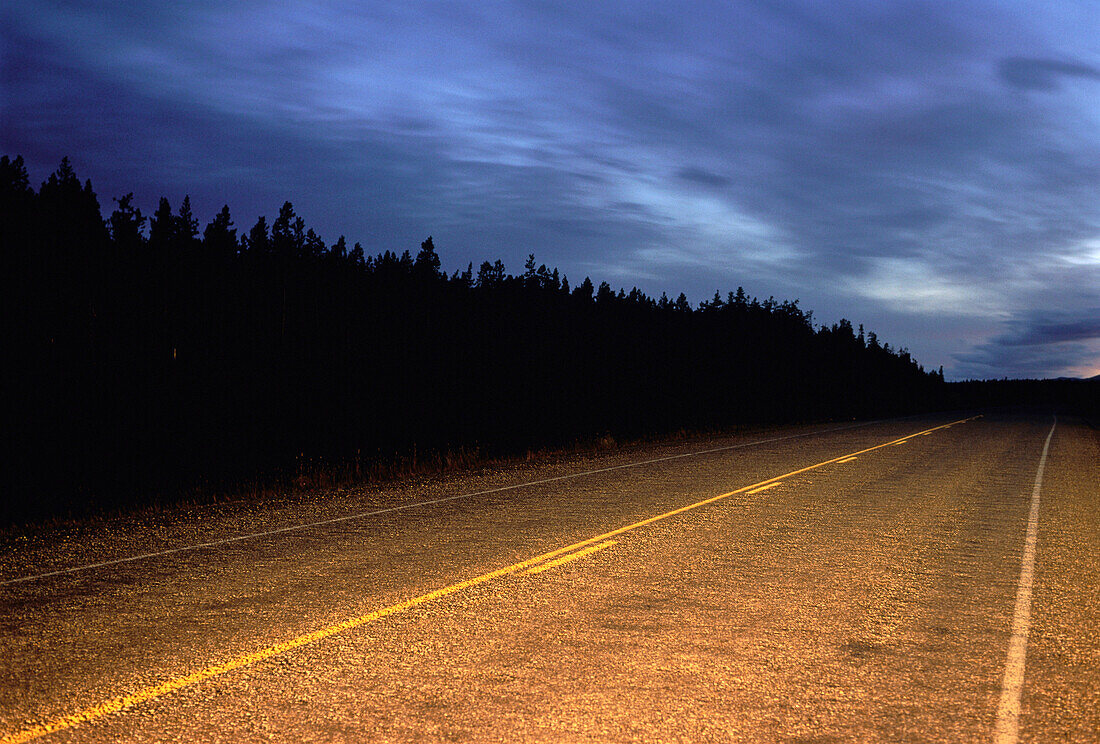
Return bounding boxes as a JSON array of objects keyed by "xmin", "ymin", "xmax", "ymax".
[{"xmin": 1, "ymin": 413, "xmax": 1097, "ymax": 742}]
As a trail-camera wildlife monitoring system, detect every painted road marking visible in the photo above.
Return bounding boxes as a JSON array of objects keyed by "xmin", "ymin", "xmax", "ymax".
[
  {"xmin": 993, "ymin": 417, "xmax": 1056, "ymax": 744},
  {"xmin": 0, "ymin": 416, "xmax": 978, "ymax": 744},
  {"xmin": 891, "ymin": 439, "xmax": 908, "ymax": 446},
  {"xmin": 836, "ymin": 456, "xmax": 858, "ymax": 464},
  {"xmin": 747, "ymin": 482, "xmax": 781, "ymax": 494},
  {"xmin": 526, "ymin": 541, "xmax": 617, "ymax": 574},
  {"xmin": 2, "ymin": 419, "xmax": 903, "ymax": 586}
]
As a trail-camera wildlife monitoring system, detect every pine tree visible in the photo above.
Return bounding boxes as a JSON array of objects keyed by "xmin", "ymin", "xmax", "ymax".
[
  {"xmin": 38, "ymin": 157, "xmax": 107, "ymax": 252},
  {"xmin": 109, "ymin": 193, "xmax": 146, "ymax": 251},
  {"xmin": 202, "ymin": 205, "xmax": 237, "ymax": 257},
  {"xmin": 573, "ymin": 277, "xmax": 594, "ymax": 301},
  {"xmin": 242, "ymin": 215, "xmax": 269, "ymax": 255},
  {"xmin": 414, "ymin": 236, "xmax": 442, "ymax": 278},
  {"xmin": 271, "ymin": 201, "xmax": 297, "ymax": 257},
  {"xmin": 176, "ymin": 195, "xmax": 199, "ymax": 244},
  {"xmin": 149, "ymin": 197, "xmax": 174, "ymax": 249},
  {"xmin": 476, "ymin": 259, "xmax": 506, "ymax": 287},
  {"xmin": 348, "ymin": 241, "xmax": 364, "ymax": 266},
  {"xmin": 330, "ymin": 235, "xmax": 348, "ymax": 261},
  {"xmin": 0, "ymin": 155, "xmax": 34, "ymax": 267}
]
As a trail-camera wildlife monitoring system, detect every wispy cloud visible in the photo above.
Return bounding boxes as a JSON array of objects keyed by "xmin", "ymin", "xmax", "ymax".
[
  {"xmin": 953, "ymin": 308, "xmax": 1100, "ymax": 379},
  {"xmin": 998, "ymin": 57, "xmax": 1100, "ymax": 91},
  {"xmin": 5, "ymin": 0, "xmax": 1100, "ymax": 378}
]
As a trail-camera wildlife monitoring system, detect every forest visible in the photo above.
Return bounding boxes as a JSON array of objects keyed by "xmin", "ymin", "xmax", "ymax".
[{"xmin": 2, "ymin": 155, "xmax": 1087, "ymax": 524}]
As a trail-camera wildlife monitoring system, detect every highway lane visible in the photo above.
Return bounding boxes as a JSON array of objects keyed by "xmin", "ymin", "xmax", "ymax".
[{"xmin": 0, "ymin": 414, "xmax": 1096, "ymax": 742}]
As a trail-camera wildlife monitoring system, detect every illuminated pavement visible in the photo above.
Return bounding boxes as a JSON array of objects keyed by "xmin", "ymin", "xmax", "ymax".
[{"xmin": 1, "ymin": 414, "xmax": 1097, "ymax": 742}]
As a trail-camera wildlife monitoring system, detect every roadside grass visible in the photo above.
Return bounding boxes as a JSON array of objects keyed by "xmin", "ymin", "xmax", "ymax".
[{"xmin": 0, "ymin": 420, "xmax": 795, "ymax": 540}]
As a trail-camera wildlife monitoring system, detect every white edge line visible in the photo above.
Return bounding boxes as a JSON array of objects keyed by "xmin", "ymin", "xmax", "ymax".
[
  {"xmin": 993, "ymin": 416, "xmax": 1056, "ymax": 744},
  {"xmin": 1, "ymin": 416, "xmax": 942, "ymax": 586}
]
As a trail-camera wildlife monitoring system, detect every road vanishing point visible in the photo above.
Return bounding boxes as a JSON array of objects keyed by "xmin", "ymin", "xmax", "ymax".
[{"xmin": 1, "ymin": 413, "xmax": 1097, "ymax": 742}]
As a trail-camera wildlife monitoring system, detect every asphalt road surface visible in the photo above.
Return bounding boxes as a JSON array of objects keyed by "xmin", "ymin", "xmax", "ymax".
[{"xmin": 1, "ymin": 413, "xmax": 1097, "ymax": 742}]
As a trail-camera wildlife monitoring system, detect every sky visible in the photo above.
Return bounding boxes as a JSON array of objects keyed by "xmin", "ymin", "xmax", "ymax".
[{"xmin": 4, "ymin": 1, "xmax": 1099, "ymax": 380}]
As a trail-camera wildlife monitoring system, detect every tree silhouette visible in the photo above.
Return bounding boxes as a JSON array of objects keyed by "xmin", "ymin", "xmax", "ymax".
[
  {"xmin": 243, "ymin": 215, "xmax": 270, "ymax": 254},
  {"xmin": 149, "ymin": 196, "xmax": 174, "ymax": 249},
  {"xmin": 3, "ymin": 154, "xmax": 1013, "ymax": 525},
  {"xmin": 414, "ymin": 236, "xmax": 442, "ymax": 279},
  {"xmin": 477, "ymin": 259, "xmax": 506, "ymax": 287},
  {"xmin": 177, "ymin": 195, "xmax": 199, "ymax": 245},
  {"xmin": 109, "ymin": 193, "xmax": 146, "ymax": 251},
  {"xmin": 202, "ymin": 205, "xmax": 237, "ymax": 257}
]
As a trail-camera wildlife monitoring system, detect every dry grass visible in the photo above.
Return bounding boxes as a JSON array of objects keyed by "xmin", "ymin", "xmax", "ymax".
[{"xmin": 2, "ymin": 419, "xmax": 811, "ymax": 536}]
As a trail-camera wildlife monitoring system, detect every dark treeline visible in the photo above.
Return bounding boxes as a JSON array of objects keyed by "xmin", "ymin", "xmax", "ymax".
[
  {"xmin": 4, "ymin": 155, "xmax": 959, "ymax": 522},
  {"xmin": 945, "ymin": 379, "xmax": 1099, "ymax": 423}
]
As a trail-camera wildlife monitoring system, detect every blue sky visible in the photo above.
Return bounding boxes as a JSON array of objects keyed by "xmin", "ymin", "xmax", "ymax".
[{"xmin": 4, "ymin": 1, "xmax": 1099, "ymax": 379}]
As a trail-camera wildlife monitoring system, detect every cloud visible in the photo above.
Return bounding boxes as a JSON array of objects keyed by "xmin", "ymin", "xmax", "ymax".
[
  {"xmin": 952, "ymin": 309, "xmax": 1100, "ymax": 379},
  {"xmin": 998, "ymin": 57, "xmax": 1100, "ymax": 91},
  {"xmin": 5, "ymin": 1, "xmax": 1100, "ymax": 379},
  {"xmin": 953, "ymin": 343, "xmax": 1097, "ymax": 380},
  {"xmin": 845, "ymin": 258, "xmax": 1004, "ymax": 318},
  {"xmin": 952, "ymin": 340, "xmax": 1100, "ymax": 380},
  {"xmin": 676, "ymin": 167, "xmax": 731, "ymax": 188},
  {"xmin": 999, "ymin": 315, "xmax": 1100, "ymax": 346}
]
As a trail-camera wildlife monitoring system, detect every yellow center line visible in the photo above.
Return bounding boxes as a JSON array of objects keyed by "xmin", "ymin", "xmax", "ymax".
[
  {"xmin": 747, "ymin": 482, "xmax": 781, "ymax": 494},
  {"xmin": 892, "ymin": 440, "xmax": 908, "ymax": 445},
  {"xmin": 835, "ymin": 456, "xmax": 858, "ymax": 464},
  {"xmin": 1, "ymin": 415, "xmax": 978, "ymax": 744},
  {"xmin": 526, "ymin": 541, "xmax": 617, "ymax": 574}
]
